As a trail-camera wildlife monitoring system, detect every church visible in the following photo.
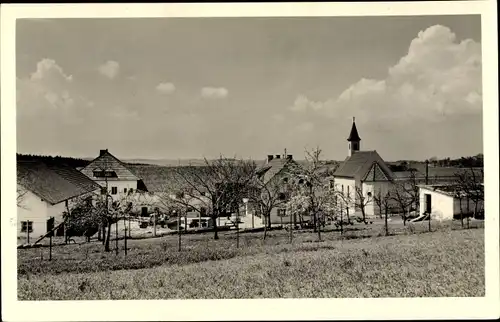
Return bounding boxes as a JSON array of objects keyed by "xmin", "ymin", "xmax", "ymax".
[{"xmin": 332, "ymin": 118, "xmax": 395, "ymax": 218}]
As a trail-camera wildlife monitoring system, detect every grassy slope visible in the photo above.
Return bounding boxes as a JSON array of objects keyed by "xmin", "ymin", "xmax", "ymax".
[{"xmin": 18, "ymin": 228, "xmax": 484, "ymax": 300}]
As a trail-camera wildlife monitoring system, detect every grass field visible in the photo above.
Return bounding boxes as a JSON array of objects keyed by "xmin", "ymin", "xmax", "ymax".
[{"xmin": 17, "ymin": 218, "xmax": 484, "ymax": 300}]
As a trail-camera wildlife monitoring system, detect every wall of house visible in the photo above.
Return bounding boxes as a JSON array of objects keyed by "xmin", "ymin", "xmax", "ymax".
[
  {"xmin": 419, "ymin": 188, "xmax": 454, "ymax": 221},
  {"xmin": 362, "ymin": 181, "xmax": 395, "ymax": 217},
  {"xmin": 94, "ymin": 179, "xmax": 138, "ymax": 200},
  {"xmin": 17, "ymin": 189, "xmax": 48, "ymax": 239},
  {"xmin": 333, "ymin": 177, "xmax": 357, "ymax": 215}
]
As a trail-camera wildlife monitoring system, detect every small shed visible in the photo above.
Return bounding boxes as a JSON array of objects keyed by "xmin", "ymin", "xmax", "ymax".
[{"xmin": 418, "ymin": 184, "xmax": 484, "ymax": 221}]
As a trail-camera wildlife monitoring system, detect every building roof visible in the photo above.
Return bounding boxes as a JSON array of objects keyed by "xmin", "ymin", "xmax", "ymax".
[
  {"xmin": 256, "ymin": 157, "xmax": 298, "ymax": 184},
  {"xmin": 333, "ymin": 150, "xmax": 394, "ymax": 181},
  {"xmin": 347, "ymin": 120, "xmax": 361, "ymax": 141},
  {"xmin": 80, "ymin": 149, "xmax": 140, "ymax": 181},
  {"xmin": 419, "ymin": 183, "xmax": 483, "ymax": 198},
  {"xmin": 17, "ymin": 160, "xmax": 100, "ymax": 205}
]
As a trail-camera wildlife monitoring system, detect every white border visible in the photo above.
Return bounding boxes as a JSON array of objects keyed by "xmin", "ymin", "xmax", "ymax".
[{"xmin": 2, "ymin": 2, "xmax": 498, "ymax": 321}]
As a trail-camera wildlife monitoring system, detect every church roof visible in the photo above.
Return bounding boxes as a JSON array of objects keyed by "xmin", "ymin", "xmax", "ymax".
[
  {"xmin": 333, "ymin": 150, "xmax": 394, "ymax": 181},
  {"xmin": 80, "ymin": 150, "xmax": 140, "ymax": 181},
  {"xmin": 347, "ymin": 121, "xmax": 361, "ymax": 141}
]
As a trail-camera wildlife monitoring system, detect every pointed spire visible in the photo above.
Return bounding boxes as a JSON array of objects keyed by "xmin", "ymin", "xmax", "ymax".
[{"xmin": 347, "ymin": 117, "xmax": 361, "ymax": 141}]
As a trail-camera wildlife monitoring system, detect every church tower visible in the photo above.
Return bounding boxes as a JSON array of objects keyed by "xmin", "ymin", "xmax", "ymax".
[{"xmin": 347, "ymin": 117, "xmax": 361, "ymax": 157}]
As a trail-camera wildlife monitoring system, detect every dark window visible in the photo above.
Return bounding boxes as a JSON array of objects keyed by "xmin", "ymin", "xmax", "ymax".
[
  {"xmin": 111, "ymin": 187, "xmax": 118, "ymax": 195},
  {"xmin": 141, "ymin": 207, "xmax": 148, "ymax": 216},
  {"xmin": 129, "ymin": 188, "xmax": 134, "ymax": 193},
  {"xmin": 21, "ymin": 221, "xmax": 33, "ymax": 233},
  {"xmin": 367, "ymin": 192, "xmax": 372, "ymax": 197},
  {"xmin": 101, "ymin": 187, "xmax": 107, "ymax": 195},
  {"xmin": 329, "ymin": 180, "xmax": 334, "ymax": 189},
  {"xmin": 298, "ymin": 179, "xmax": 304, "ymax": 184},
  {"xmin": 279, "ymin": 192, "xmax": 286, "ymax": 200},
  {"xmin": 124, "ymin": 188, "xmax": 127, "ymax": 193},
  {"xmin": 283, "ymin": 177, "xmax": 289, "ymax": 183},
  {"xmin": 277, "ymin": 209, "xmax": 286, "ymax": 217}
]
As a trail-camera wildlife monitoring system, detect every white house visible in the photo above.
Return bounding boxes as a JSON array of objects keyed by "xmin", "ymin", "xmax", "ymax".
[
  {"xmin": 332, "ymin": 118, "xmax": 396, "ymax": 218},
  {"xmin": 17, "ymin": 160, "xmax": 101, "ymax": 240},
  {"xmin": 80, "ymin": 149, "xmax": 146, "ymax": 204},
  {"xmin": 418, "ymin": 184, "xmax": 484, "ymax": 221}
]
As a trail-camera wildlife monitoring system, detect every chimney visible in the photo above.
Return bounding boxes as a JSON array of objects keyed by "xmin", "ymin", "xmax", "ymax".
[
  {"xmin": 267, "ymin": 155, "xmax": 274, "ymax": 163},
  {"xmin": 99, "ymin": 149, "xmax": 108, "ymax": 156},
  {"xmin": 286, "ymin": 154, "xmax": 293, "ymax": 161},
  {"xmin": 275, "ymin": 154, "xmax": 281, "ymax": 159}
]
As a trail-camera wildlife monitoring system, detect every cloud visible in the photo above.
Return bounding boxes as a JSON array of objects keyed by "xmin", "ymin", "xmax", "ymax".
[
  {"xmin": 17, "ymin": 59, "xmax": 81, "ymax": 114},
  {"xmin": 289, "ymin": 25, "xmax": 482, "ymax": 123},
  {"xmin": 201, "ymin": 87, "xmax": 229, "ymax": 99},
  {"xmin": 156, "ymin": 82, "xmax": 176, "ymax": 95},
  {"xmin": 98, "ymin": 60, "xmax": 120, "ymax": 79}
]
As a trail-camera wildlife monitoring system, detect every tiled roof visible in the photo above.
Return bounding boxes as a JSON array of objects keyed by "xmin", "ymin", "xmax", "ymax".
[
  {"xmin": 257, "ymin": 158, "xmax": 298, "ymax": 184},
  {"xmin": 333, "ymin": 150, "xmax": 394, "ymax": 181},
  {"xmin": 80, "ymin": 150, "xmax": 140, "ymax": 181},
  {"xmin": 17, "ymin": 160, "xmax": 100, "ymax": 205}
]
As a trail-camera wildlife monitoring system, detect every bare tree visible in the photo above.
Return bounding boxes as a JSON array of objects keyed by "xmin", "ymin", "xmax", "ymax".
[
  {"xmin": 249, "ymin": 172, "xmax": 289, "ymax": 240},
  {"xmin": 373, "ymin": 190, "xmax": 392, "ymax": 236},
  {"xmin": 353, "ymin": 186, "xmax": 372, "ymax": 224},
  {"xmin": 161, "ymin": 156, "xmax": 257, "ymax": 240},
  {"xmin": 389, "ymin": 173, "xmax": 420, "ymax": 226},
  {"xmin": 454, "ymin": 167, "xmax": 484, "ymax": 228}
]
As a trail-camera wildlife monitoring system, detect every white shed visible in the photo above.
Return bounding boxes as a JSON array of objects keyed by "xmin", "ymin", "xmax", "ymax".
[{"xmin": 418, "ymin": 184, "xmax": 484, "ymax": 221}]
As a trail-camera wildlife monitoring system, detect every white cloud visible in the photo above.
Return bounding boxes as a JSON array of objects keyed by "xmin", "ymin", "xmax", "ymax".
[
  {"xmin": 98, "ymin": 60, "xmax": 120, "ymax": 79},
  {"xmin": 201, "ymin": 87, "xmax": 229, "ymax": 99},
  {"xmin": 156, "ymin": 82, "xmax": 176, "ymax": 95},
  {"xmin": 289, "ymin": 25, "xmax": 482, "ymax": 122},
  {"xmin": 17, "ymin": 59, "xmax": 79, "ymax": 113}
]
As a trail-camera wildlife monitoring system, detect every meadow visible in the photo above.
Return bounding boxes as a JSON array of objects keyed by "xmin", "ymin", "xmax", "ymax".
[{"xmin": 17, "ymin": 218, "xmax": 484, "ymax": 300}]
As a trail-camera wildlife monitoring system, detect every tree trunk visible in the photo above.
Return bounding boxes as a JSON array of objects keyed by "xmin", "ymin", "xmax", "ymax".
[
  {"xmin": 317, "ymin": 213, "xmax": 322, "ymax": 241},
  {"xmin": 102, "ymin": 224, "xmax": 106, "ymax": 245},
  {"xmin": 384, "ymin": 208, "xmax": 389, "ymax": 236},
  {"xmin": 104, "ymin": 221, "xmax": 112, "ymax": 252},
  {"xmin": 213, "ymin": 215, "xmax": 219, "ymax": 240}
]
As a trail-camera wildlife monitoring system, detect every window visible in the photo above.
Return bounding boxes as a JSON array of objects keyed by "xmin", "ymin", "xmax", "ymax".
[
  {"xmin": 277, "ymin": 209, "xmax": 286, "ymax": 217},
  {"xmin": 124, "ymin": 188, "xmax": 127, "ymax": 193},
  {"xmin": 21, "ymin": 221, "xmax": 33, "ymax": 233},
  {"xmin": 111, "ymin": 187, "xmax": 118, "ymax": 195},
  {"xmin": 283, "ymin": 177, "xmax": 289, "ymax": 183},
  {"xmin": 298, "ymin": 179, "xmax": 304, "ymax": 184},
  {"xmin": 342, "ymin": 185, "xmax": 344, "ymax": 192},
  {"xmin": 101, "ymin": 187, "xmax": 107, "ymax": 195},
  {"xmin": 347, "ymin": 186, "xmax": 350, "ymax": 196},
  {"xmin": 329, "ymin": 180, "xmax": 334, "ymax": 189},
  {"xmin": 279, "ymin": 192, "xmax": 286, "ymax": 200},
  {"xmin": 367, "ymin": 192, "xmax": 372, "ymax": 197},
  {"xmin": 129, "ymin": 188, "xmax": 134, "ymax": 193},
  {"xmin": 93, "ymin": 170, "xmax": 117, "ymax": 178}
]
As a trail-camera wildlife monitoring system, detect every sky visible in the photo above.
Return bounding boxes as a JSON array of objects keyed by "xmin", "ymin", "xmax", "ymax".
[{"xmin": 16, "ymin": 15, "xmax": 482, "ymax": 161}]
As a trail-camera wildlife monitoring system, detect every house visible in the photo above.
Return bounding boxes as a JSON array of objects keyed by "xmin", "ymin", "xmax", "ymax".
[
  {"xmin": 332, "ymin": 118, "xmax": 396, "ymax": 218},
  {"xmin": 17, "ymin": 160, "xmax": 101, "ymax": 240},
  {"xmin": 255, "ymin": 153, "xmax": 300, "ymax": 225},
  {"xmin": 418, "ymin": 184, "xmax": 484, "ymax": 221},
  {"xmin": 80, "ymin": 149, "xmax": 147, "ymax": 204}
]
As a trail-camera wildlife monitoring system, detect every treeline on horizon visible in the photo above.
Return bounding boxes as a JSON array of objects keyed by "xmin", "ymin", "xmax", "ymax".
[{"xmin": 17, "ymin": 153, "xmax": 483, "ymax": 169}]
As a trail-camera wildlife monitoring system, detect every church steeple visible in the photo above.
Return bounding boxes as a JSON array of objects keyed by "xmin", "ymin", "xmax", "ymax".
[{"xmin": 347, "ymin": 117, "xmax": 361, "ymax": 156}]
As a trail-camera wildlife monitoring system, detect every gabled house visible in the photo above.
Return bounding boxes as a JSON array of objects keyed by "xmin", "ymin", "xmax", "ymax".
[
  {"xmin": 80, "ymin": 149, "xmax": 147, "ymax": 201},
  {"xmin": 332, "ymin": 118, "xmax": 395, "ymax": 217},
  {"xmin": 17, "ymin": 160, "xmax": 101, "ymax": 240},
  {"xmin": 255, "ymin": 153, "xmax": 299, "ymax": 225}
]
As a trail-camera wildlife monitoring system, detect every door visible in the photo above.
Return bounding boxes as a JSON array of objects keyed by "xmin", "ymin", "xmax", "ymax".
[{"xmin": 425, "ymin": 194, "xmax": 432, "ymax": 213}]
